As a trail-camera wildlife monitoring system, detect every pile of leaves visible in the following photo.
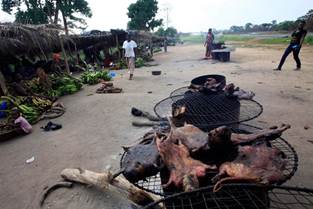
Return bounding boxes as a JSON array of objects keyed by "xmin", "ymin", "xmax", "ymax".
[
  {"xmin": 116, "ymin": 57, "xmax": 145, "ymax": 69},
  {"xmin": 48, "ymin": 75, "xmax": 83, "ymax": 97},
  {"xmin": 80, "ymin": 70, "xmax": 112, "ymax": 85},
  {"xmin": 25, "ymin": 74, "xmax": 82, "ymax": 98},
  {"xmin": 135, "ymin": 57, "xmax": 145, "ymax": 68},
  {"xmin": 116, "ymin": 59, "xmax": 128, "ymax": 70}
]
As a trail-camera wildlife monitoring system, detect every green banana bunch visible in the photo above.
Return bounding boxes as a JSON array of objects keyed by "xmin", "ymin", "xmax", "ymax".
[
  {"xmin": 18, "ymin": 104, "xmax": 39, "ymax": 124},
  {"xmin": 31, "ymin": 97, "xmax": 52, "ymax": 109}
]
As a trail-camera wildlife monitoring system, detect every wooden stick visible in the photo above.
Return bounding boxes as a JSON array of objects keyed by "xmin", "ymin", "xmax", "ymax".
[
  {"xmin": 60, "ymin": 168, "xmax": 163, "ymax": 207},
  {"xmin": 0, "ymin": 68, "xmax": 8, "ymax": 96},
  {"xmin": 59, "ymin": 36, "xmax": 70, "ymax": 74}
]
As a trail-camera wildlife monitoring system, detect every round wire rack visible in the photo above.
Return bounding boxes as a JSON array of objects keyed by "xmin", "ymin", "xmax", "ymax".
[
  {"xmin": 154, "ymin": 93, "xmax": 263, "ymax": 131},
  {"xmin": 142, "ymin": 184, "xmax": 313, "ymax": 209},
  {"xmin": 170, "ymin": 86, "xmax": 195, "ymax": 97},
  {"xmin": 120, "ymin": 124, "xmax": 298, "ymax": 196}
]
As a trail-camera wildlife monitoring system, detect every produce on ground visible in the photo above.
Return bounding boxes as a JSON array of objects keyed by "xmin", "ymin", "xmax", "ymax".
[
  {"xmin": 116, "ymin": 57, "xmax": 145, "ymax": 69},
  {"xmin": 25, "ymin": 74, "xmax": 82, "ymax": 98},
  {"xmin": 0, "ymin": 95, "xmax": 52, "ymax": 124},
  {"xmin": 135, "ymin": 57, "xmax": 145, "ymax": 68},
  {"xmin": 49, "ymin": 74, "xmax": 83, "ymax": 97},
  {"xmin": 80, "ymin": 70, "xmax": 112, "ymax": 85}
]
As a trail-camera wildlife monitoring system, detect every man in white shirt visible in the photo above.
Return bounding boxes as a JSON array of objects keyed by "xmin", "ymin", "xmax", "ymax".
[{"xmin": 122, "ymin": 35, "xmax": 137, "ymax": 80}]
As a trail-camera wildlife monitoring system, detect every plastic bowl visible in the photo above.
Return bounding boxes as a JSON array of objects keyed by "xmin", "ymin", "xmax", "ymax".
[{"xmin": 152, "ymin": 71, "xmax": 162, "ymax": 76}]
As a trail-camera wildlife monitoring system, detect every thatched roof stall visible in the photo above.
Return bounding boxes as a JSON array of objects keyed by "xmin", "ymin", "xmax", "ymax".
[
  {"xmin": 0, "ymin": 23, "xmax": 70, "ymax": 63},
  {"xmin": 70, "ymin": 30, "xmax": 127, "ymax": 50},
  {"xmin": 127, "ymin": 30, "xmax": 164, "ymax": 58},
  {"xmin": 0, "ymin": 23, "xmax": 73, "ymax": 95},
  {"xmin": 0, "ymin": 24, "xmax": 162, "ymax": 63}
]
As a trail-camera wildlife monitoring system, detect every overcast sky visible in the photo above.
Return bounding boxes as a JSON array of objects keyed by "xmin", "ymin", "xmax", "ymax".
[{"xmin": 0, "ymin": 0, "xmax": 312, "ymax": 32}]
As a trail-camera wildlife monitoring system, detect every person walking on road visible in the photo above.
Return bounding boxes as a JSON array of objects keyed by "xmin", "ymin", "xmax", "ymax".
[
  {"xmin": 123, "ymin": 35, "xmax": 137, "ymax": 80},
  {"xmin": 204, "ymin": 28, "xmax": 215, "ymax": 58},
  {"xmin": 274, "ymin": 20, "xmax": 307, "ymax": 71}
]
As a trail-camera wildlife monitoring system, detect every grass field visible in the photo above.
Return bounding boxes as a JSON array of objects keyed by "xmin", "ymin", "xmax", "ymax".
[
  {"xmin": 180, "ymin": 34, "xmax": 313, "ymax": 45},
  {"xmin": 180, "ymin": 34, "xmax": 204, "ymax": 44}
]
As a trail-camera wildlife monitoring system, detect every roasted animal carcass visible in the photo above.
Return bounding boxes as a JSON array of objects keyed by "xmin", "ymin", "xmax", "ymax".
[
  {"xmin": 121, "ymin": 134, "xmax": 161, "ymax": 183},
  {"xmin": 207, "ymin": 124, "xmax": 291, "ymax": 146},
  {"xmin": 212, "ymin": 143, "xmax": 287, "ymax": 192},
  {"xmin": 170, "ymin": 124, "xmax": 210, "ymax": 153},
  {"xmin": 156, "ymin": 132, "xmax": 217, "ymax": 192},
  {"xmin": 231, "ymin": 124, "xmax": 291, "ymax": 145}
]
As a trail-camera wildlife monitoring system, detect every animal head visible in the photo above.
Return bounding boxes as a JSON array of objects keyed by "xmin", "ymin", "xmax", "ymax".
[
  {"xmin": 124, "ymin": 161, "xmax": 145, "ymax": 183},
  {"xmin": 208, "ymin": 126, "xmax": 232, "ymax": 147}
]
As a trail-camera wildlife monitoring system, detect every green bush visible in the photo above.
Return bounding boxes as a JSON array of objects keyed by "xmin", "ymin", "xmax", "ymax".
[
  {"xmin": 305, "ymin": 35, "xmax": 313, "ymax": 45},
  {"xmin": 135, "ymin": 57, "xmax": 145, "ymax": 68}
]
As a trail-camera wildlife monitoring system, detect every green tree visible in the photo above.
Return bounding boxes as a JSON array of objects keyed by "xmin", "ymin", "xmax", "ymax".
[
  {"xmin": 1, "ymin": 0, "xmax": 92, "ymax": 34},
  {"xmin": 275, "ymin": 21, "xmax": 297, "ymax": 31},
  {"xmin": 2, "ymin": 0, "xmax": 49, "ymax": 24},
  {"xmin": 299, "ymin": 9, "xmax": 313, "ymax": 31},
  {"xmin": 245, "ymin": 23, "xmax": 253, "ymax": 32},
  {"xmin": 155, "ymin": 27, "xmax": 166, "ymax": 36},
  {"xmin": 56, "ymin": 0, "xmax": 92, "ymax": 35},
  {"xmin": 127, "ymin": 0, "xmax": 163, "ymax": 31},
  {"xmin": 165, "ymin": 27, "xmax": 177, "ymax": 37},
  {"xmin": 155, "ymin": 26, "xmax": 177, "ymax": 37}
]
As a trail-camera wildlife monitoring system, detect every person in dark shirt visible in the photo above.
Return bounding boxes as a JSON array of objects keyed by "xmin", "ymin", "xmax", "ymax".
[
  {"xmin": 204, "ymin": 28, "xmax": 215, "ymax": 58},
  {"xmin": 274, "ymin": 20, "xmax": 307, "ymax": 71}
]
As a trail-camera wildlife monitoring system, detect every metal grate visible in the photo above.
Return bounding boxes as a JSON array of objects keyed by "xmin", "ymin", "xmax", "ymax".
[
  {"xmin": 170, "ymin": 86, "xmax": 195, "ymax": 97},
  {"xmin": 154, "ymin": 93, "xmax": 263, "ymax": 131},
  {"xmin": 142, "ymin": 184, "xmax": 313, "ymax": 209},
  {"xmin": 120, "ymin": 124, "xmax": 298, "ymax": 196}
]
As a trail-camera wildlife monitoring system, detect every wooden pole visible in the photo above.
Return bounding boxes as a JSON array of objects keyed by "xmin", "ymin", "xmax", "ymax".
[
  {"xmin": 59, "ymin": 36, "xmax": 70, "ymax": 74},
  {"xmin": 115, "ymin": 34, "xmax": 121, "ymax": 60},
  {"xmin": 0, "ymin": 67, "xmax": 8, "ymax": 96}
]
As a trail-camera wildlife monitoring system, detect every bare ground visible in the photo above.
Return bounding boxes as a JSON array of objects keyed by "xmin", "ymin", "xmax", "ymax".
[{"xmin": 1, "ymin": 44, "xmax": 313, "ymax": 209}]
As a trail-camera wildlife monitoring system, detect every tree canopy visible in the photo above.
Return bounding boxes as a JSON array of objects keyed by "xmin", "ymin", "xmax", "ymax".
[
  {"xmin": 127, "ymin": 0, "xmax": 163, "ymax": 31},
  {"xmin": 226, "ymin": 9, "xmax": 312, "ymax": 33},
  {"xmin": 1, "ymin": 0, "xmax": 92, "ymax": 34},
  {"xmin": 155, "ymin": 26, "xmax": 178, "ymax": 37}
]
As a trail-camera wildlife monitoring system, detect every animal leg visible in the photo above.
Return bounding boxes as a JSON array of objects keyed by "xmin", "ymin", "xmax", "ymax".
[{"xmin": 213, "ymin": 177, "xmax": 260, "ymax": 192}]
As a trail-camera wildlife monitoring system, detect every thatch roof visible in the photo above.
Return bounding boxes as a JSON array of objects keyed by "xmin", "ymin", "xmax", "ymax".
[
  {"xmin": 0, "ymin": 23, "xmax": 69, "ymax": 60},
  {"xmin": 0, "ymin": 23, "xmax": 163, "ymax": 64}
]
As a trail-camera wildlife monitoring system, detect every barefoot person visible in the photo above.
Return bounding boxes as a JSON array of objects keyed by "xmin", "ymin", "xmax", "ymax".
[
  {"xmin": 204, "ymin": 28, "xmax": 215, "ymax": 58},
  {"xmin": 274, "ymin": 20, "xmax": 307, "ymax": 71},
  {"xmin": 123, "ymin": 35, "xmax": 137, "ymax": 80},
  {"xmin": 12, "ymin": 109, "xmax": 32, "ymax": 135}
]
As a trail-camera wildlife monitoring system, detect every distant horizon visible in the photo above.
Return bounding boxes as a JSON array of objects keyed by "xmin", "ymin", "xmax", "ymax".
[{"xmin": 0, "ymin": 0, "xmax": 312, "ymax": 32}]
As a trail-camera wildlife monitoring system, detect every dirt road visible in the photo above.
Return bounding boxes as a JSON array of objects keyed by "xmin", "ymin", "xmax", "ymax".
[{"xmin": 1, "ymin": 44, "xmax": 313, "ymax": 209}]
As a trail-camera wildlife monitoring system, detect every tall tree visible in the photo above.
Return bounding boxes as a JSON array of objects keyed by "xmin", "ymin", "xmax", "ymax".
[
  {"xmin": 1, "ymin": 0, "xmax": 92, "ymax": 34},
  {"xmin": 299, "ymin": 9, "xmax": 313, "ymax": 31},
  {"xmin": 245, "ymin": 23, "xmax": 253, "ymax": 32},
  {"xmin": 127, "ymin": 0, "xmax": 163, "ymax": 31},
  {"xmin": 56, "ymin": 0, "xmax": 92, "ymax": 35},
  {"xmin": 155, "ymin": 26, "xmax": 178, "ymax": 37}
]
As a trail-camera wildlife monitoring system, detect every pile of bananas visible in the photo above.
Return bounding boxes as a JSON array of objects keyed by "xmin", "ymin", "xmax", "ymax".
[
  {"xmin": 30, "ymin": 96, "xmax": 52, "ymax": 111},
  {"xmin": 17, "ymin": 104, "xmax": 40, "ymax": 124},
  {"xmin": 0, "ymin": 95, "xmax": 53, "ymax": 124}
]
